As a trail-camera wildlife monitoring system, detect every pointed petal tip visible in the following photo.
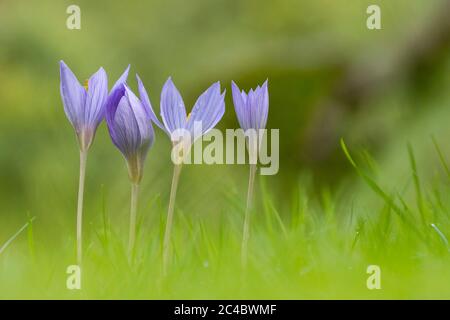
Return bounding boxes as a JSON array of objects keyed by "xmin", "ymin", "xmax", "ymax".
[
  {"xmin": 59, "ymin": 60, "xmax": 70, "ymax": 73},
  {"xmin": 96, "ymin": 66, "xmax": 107, "ymax": 77},
  {"xmin": 163, "ymin": 77, "xmax": 177, "ymax": 91},
  {"xmin": 208, "ymin": 81, "xmax": 221, "ymax": 93},
  {"xmin": 122, "ymin": 83, "xmax": 131, "ymax": 91},
  {"xmin": 120, "ymin": 64, "xmax": 131, "ymax": 80}
]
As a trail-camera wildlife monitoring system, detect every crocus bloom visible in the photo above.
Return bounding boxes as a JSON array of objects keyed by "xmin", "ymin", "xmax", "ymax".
[
  {"xmin": 105, "ymin": 74, "xmax": 155, "ymax": 184},
  {"xmin": 140, "ymin": 77, "xmax": 225, "ymax": 145},
  {"xmin": 141, "ymin": 77, "xmax": 225, "ymax": 274},
  {"xmin": 231, "ymin": 80, "xmax": 269, "ymax": 132},
  {"xmin": 59, "ymin": 60, "xmax": 115, "ymax": 266},
  {"xmin": 60, "ymin": 61, "xmax": 108, "ymax": 151},
  {"xmin": 231, "ymin": 80, "xmax": 269, "ymax": 268},
  {"xmin": 105, "ymin": 71, "xmax": 155, "ymax": 256}
]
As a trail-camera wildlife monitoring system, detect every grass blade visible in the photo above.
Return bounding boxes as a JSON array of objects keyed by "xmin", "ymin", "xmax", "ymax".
[
  {"xmin": 430, "ymin": 223, "xmax": 449, "ymax": 250},
  {"xmin": 340, "ymin": 139, "xmax": 425, "ymax": 241},
  {"xmin": 432, "ymin": 135, "xmax": 450, "ymax": 181},
  {"xmin": 0, "ymin": 217, "xmax": 36, "ymax": 255},
  {"xmin": 407, "ymin": 143, "xmax": 426, "ymax": 226}
]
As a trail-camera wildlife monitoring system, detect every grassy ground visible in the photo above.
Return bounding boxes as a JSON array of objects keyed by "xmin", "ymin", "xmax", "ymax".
[{"xmin": 1, "ymin": 140, "xmax": 449, "ymax": 299}]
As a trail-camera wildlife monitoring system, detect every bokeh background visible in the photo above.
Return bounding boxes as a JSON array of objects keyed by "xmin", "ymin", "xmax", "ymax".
[{"xmin": 1, "ymin": 0, "xmax": 450, "ymax": 298}]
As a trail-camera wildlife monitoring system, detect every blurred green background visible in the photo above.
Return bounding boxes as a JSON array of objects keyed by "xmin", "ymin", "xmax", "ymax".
[{"xmin": 1, "ymin": 0, "xmax": 450, "ymax": 298}]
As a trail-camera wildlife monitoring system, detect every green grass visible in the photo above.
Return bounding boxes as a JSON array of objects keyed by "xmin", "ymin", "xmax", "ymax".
[{"xmin": 0, "ymin": 140, "xmax": 449, "ymax": 299}]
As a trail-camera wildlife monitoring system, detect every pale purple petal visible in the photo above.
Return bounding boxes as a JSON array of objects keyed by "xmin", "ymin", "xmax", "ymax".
[
  {"xmin": 241, "ymin": 90, "xmax": 248, "ymax": 104},
  {"xmin": 85, "ymin": 67, "xmax": 108, "ymax": 128},
  {"xmin": 136, "ymin": 74, "xmax": 167, "ymax": 134},
  {"xmin": 111, "ymin": 65, "xmax": 130, "ymax": 93},
  {"xmin": 105, "ymin": 84, "xmax": 126, "ymax": 147},
  {"xmin": 258, "ymin": 80, "xmax": 269, "ymax": 129},
  {"xmin": 231, "ymin": 81, "xmax": 249, "ymax": 130},
  {"xmin": 105, "ymin": 66, "xmax": 130, "ymax": 144},
  {"xmin": 160, "ymin": 77, "xmax": 187, "ymax": 133},
  {"xmin": 59, "ymin": 60, "xmax": 86, "ymax": 132},
  {"xmin": 124, "ymin": 85, "xmax": 154, "ymax": 147},
  {"xmin": 187, "ymin": 82, "xmax": 225, "ymax": 137},
  {"xmin": 112, "ymin": 95, "xmax": 140, "ymax": 157}
]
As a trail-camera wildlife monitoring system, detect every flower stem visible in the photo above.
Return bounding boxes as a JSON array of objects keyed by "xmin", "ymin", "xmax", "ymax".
[
  {"xmin": 76, "ymin": 149, "xmax": 88, "ymax": 266},
  {"xmin": 128, "ymin": 182, "xmax": 139, "ymax": 258},
  {"xmin": 241, "ymin": 163, "xmax": 257, "ymax": 268},
  {"xmin": 162, "ymin": 163, "xmax": 182, "ymax": 276}
]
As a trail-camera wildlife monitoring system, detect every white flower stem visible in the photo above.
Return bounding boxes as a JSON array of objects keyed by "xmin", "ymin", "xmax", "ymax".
[
  {"xmin": 241, "ymin": 163, "xmax": 257, "ymax": 268},
  {"xmin": 128, "ymin": 182, "xmax": 139, "ymax": 258},
  {"xmin": 76, "ymin": 149, "xmax": 87, "ymax": 266},
  {"xmin": 162, "ymin": 163, "xmax": 182, "ymax": 276}
]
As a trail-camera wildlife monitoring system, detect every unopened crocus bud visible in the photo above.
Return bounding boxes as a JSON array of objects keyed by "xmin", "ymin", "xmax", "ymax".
[
  {"xmin": 105, "ymin": 74, "xmax": 154, "ymax": 184},
  {"xmin": 231, "ymin": 80, "xmax": 269, "ymax": 160}
]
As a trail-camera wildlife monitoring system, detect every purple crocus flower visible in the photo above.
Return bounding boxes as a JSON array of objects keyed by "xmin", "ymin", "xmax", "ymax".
[
  {"xmin": 105, "ymin": 74, "xmax": 155, "ymax": 184},
  {"xmin": 59, "ymin": 61, "xmax": 128, "ymax": 266},
  {"xmin": 60, "ymin": 61, "xmax": 108, "ymax": 151},
  {"xmin": 231, "ymin": 80, "xmax": 269, "ymax": 132},
  {"xmin": 139, "ymin": 77, "xmax": 225, "ymax": 144},
  {"xmin": 139, "ymin": 77, "xmax": 225, "ymax": 274},
  {"xmin": 231, "ymin": 80, "xmax": 269, "ymax": 268},
  {"xmin": 105, "ymin": 70, "xmax": 155, "ymax": 255}
]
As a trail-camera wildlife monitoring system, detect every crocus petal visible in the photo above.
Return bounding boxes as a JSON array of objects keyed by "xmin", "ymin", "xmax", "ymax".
[
  {"xmin": 187, "ymin": 82, "xmax": 225, "ymax": 138},
  {"xmin": 85, "ymin": 67, "xmax": 108, "ymax": 128},
  {"xmin": 124, "ymin": 85, "xmax": 154, "ymax": 147},
  {"xmin": 112, "ymin": 95, "xmax": 141, "ymax": 157},
  {"xmin": 241, "ymin": 90, "xmax": 248, "ymax": 104},
  {"xmin": 160, "ymin": 77, "xmax": 187, "ymax": 134},
  {"xmin": 231, "ymin": 81, "xmax": 249, "ymax": 131},
  {"xmin": 105, "ymin": 66, "xmax": 130, "ymax": 145},
  {"xmin": 136, "ymin": 74, "xmax": 167, "ymax": 134},
  {"xmin": 258, "ymin": 80, "xmax": 269, "ymax": 129},
  {"xmin": 111, "ymin": 65, "xmax": 130, "ymax": 93},
  {"xmin": 248, "ymin": 89, "xmax": 261, "ymax": 130},
  {"xmin": 60, "ymin": 60, "xmax": 86, "ymax": 132}
]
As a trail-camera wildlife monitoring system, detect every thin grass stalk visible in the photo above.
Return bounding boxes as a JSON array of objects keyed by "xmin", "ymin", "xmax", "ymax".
[{"xmin": 0, "ymin": 217, "xmax": 36, "ymax": 255}]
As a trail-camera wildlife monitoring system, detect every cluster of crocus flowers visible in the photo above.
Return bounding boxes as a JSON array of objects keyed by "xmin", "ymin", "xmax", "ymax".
[{"xmin": 60, "ymin": 61, "xmax": 268, "ymax": 271}]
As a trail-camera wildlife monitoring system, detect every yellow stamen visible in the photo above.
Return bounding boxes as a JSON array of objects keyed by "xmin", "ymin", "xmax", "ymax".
[
  {"xmin": 83, "ymin": 79, "xmax": 89, "ymax": 91},
  {"xmin": 187, "ymin": 112, "xmax": 191, "ymax": 121}
]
